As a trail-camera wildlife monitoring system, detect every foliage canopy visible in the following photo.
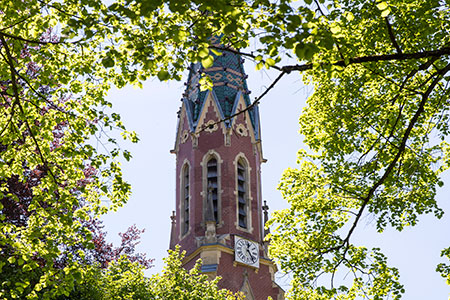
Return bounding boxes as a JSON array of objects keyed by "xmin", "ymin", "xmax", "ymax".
[
  {"xmin": 1, "ymin": 0, "xmax": 450, "ymax": 299},
  {"xmin": 57, "ymin": 247, "xmax": 242, "ymax": 300}
]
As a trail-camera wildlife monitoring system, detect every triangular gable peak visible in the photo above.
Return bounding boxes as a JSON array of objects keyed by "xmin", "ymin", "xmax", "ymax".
[
  {"xmin": 240, "ymin": 273, "xmax": 255, "ymax": 300},
  {"xmin": 173, "ymin": 103, "xmax": 193, "ymax": 153},
  {"xmin": 230, "ymin": 92, "xmax": 257, "ymax": 144},
  {"xmin": 194, "ymin": 90, "xmax": 227, "ymax": 135}
]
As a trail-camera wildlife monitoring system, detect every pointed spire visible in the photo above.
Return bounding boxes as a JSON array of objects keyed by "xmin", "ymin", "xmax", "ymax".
[
  {"xmin": 169, "ymin": 211, "xmax": 177, "ymax": 250},
  {"xmin": 181, "ymin": 36, "xmax": 259, "ymax": 138}
]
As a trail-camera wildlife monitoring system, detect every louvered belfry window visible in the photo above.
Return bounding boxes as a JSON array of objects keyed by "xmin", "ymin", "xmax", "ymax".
[
  {"xmin": 237, "ymin": 161, "xmax": 247, "ymax": 228},
  {"xmin": 207, "ymin": 158, "xmax": 218, "ymax": 222},
  {"xmin": 183, "ymin": 165, "xmax": 189, "ymax": 234}
]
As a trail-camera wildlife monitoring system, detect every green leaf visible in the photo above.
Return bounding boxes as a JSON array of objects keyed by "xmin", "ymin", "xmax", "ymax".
[
  {"xmin": 199, "ymin": 76, "xmax": 213, "ymax": 91},
  {"xmin": 157, "ymin": 70, "xmax": 170, "ymax": 81},
  {"xmin": 223, "ymin": 22, "xmax": 237, "ymax": 34},
  {"xmin": 266, "ymin": 58, "xmax": 276, "ymax": 66},
  {"xmin": 381, "ymin": 9, "xmax": 390, "ymax": 17},
  {"xmin": 255, "ymin": 62, "xmax": 263, "ymax": 70},
  {"xmin": 201, "ymin": 55, "xmax": 214, "ymax": 68},
  {"xmin": 123, "ymin": 150, "xmax": 132, "ymax": 161},
  {"xmin": 344, "ymin": 11, "xmax": 354, "ymax": 22},
  {"xmin": 210, "ymin": 48, "xmax": 222, "ymax": 56},
  {"xmin": 101, "ymin": 57, "xmax": 115, "ymax": 68},
  {"xmin": 294, "ymin": 43, "xmax": 305, "ymax": 60},
  {"xmin": 101, "ymin": 185, "xmax": 108, "ymax": 193},
  {"xmin": 198, "ymin": 47, "xmax": 210, "ymax": 59},
  {"xmin": 377, "ymin": 2, "xmax": 388, "ymax": 10},
  {"xmin": 330, "ymin": 23, "xmax": 341, "ymax": 34}
]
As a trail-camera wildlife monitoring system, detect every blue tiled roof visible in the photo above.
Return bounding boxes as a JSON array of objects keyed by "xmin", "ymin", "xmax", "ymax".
[{"xmin": 182, "ymin": 38, "xmax": 259, "ymax": 138}]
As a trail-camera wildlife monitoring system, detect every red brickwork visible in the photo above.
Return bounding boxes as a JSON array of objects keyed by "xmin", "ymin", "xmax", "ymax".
[
  {"xmin": 172, "ymin": 92, "xmax": 284, "ymax": 300},
  {"xmin": 216, "ymin": 252, "xmax": 282, "ymax": 300}
]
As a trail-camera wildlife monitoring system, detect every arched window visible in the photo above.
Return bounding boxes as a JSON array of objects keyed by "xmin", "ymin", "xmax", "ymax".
[
  {"xmin": 182, "ymin": 164, "xmax": 190, "ymax": 235},
  {"xmin": 207, "ymin": 158, "xmax": 218, "ymax": 222},
  {"xmin": 237, "ymin": 160, "xmax": 247, "ymax": 228}
]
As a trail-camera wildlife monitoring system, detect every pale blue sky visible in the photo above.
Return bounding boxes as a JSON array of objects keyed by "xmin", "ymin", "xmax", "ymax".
[{"xmin": 102, "ymin": 61, "xmax": 450, "ymax": 299}]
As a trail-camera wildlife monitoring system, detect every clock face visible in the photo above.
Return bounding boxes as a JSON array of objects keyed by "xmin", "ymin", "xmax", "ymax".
[{"xmin": 234, "ymin": 236, "xmax": 259, "ymax": 268}]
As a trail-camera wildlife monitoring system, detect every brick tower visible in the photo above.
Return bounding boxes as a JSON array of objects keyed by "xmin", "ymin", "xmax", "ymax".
[{"xmin": 170, "ymin": 36, "xmax": 284, "ymax": 300}]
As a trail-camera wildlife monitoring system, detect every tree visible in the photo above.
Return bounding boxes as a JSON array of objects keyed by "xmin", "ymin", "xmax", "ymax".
[
  {"xmin": 0, "ymin": 1, "xmax": 158, "ymax": 298},
  {"xmin": 122, "ymin": 0, "xmax": 450, "ymax": 298},
  {"xmin": 2, "ymin": 0, "xmax": 450, "ymax": 299},
  {"xmin": 86, "ymin": 221, "xmax": 153, "ymax": 269},
  {"xmin": 53, "ymin": 247, "xmax": 241, "ymax": 300},
  {"xmin": 52, "ymin": 224, "xmax": 152, "ymax": 300},
  {"xmin": 147, "ymin": 247, "xmax": 242, "ymax": 300},
  {"xmin": 199, "ymin": 0, "xmax": 449, "ymax": 299},
  {"xmin": 0, "ymin": 0, "xmax": 253, "ymax": 298}
]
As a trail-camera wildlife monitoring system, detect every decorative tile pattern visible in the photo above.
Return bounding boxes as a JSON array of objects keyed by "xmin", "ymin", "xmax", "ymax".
[{"xmin": 182, "ymin": 36, "xmax": 258, "ymax": 137}]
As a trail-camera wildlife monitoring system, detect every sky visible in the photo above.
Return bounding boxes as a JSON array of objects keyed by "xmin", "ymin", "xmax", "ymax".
[{"xmin": 102, "ymin": 60, "xmax": 450, "ymax": 299}]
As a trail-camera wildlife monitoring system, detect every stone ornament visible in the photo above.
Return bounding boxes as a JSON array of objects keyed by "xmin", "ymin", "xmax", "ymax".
[
  {"xmin": 181, "ymin": 129, "xmax": 189, "ymax": 143},
  {"xmin": 236, "ymin": 123, "xmax": 248, "ymax": 137},
  {"xmin": 204, "ymin": 120, "xmax": 218, "ymax": 133}
]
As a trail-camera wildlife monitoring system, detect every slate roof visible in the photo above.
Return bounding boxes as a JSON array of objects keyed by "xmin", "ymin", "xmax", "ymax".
[{"xmin": 181, "ymin": 37, "xmax": 260, "ymax": 140}]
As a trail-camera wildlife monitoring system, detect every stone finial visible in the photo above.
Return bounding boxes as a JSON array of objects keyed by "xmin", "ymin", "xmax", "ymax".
[
  {"xmin": 262, "ymin": 201, "xmax": 271, "ymax": 256},
  {"xmin": 169, "ymin": 211, "xmax": 177, "ymax": 250},
  {"xmin": 262, "ymin": 200, "xmax": 270, "ymax": 237}
]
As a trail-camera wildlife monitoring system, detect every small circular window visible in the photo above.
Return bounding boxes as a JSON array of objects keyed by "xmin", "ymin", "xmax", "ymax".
[
  {"xmin": 236, "ymin": 123, "xmax": 248, "ymax": 137},
  {"xmin": 181, "ymin": 130, "xmax": 189, "ymax": 143}
]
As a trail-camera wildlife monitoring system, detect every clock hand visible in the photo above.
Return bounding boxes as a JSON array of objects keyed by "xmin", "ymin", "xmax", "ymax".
[{"xmin": 246, "ymin": 247, "xmax": 256, "ymax": 263}]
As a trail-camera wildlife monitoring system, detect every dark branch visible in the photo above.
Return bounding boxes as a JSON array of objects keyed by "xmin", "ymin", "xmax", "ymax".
[
  {"xmin": 197, "ymin": 71, "xmax": 286, "ymax": 133},
  {"xmin": 0, "ymin": 31, "xmax": 55, "ymax": 45},
  {"xmin": 212, "ymin": 45, "xmax": 450, "ymax": 75},
  {"xmin": 0, "ymin": 15, "xmax": 34, "ymax": 31},
  {"xmin": 15, "ymin": 72, "xmax": 72, "ymax": 115},
  {"xmin": 343, "ymin": 62, "xmax": 450, "ymax": 246},
  {"xmin": 0, "ymin": 33, "xmax": 57, "ymax": 182},
  {"xmin": 0, "ymin": 99, "xmax": 15, "ymax": 137},
  {"xmin": 384, "ymin": 18, "xmax": 402, "ymax": 54},
  {"xmin": 314, "ymin": 0, "xmax": 346, "ymax": 61},
  {"xmin": 282, "ymin": 47, "xmax": 450, "ymax": 73}
]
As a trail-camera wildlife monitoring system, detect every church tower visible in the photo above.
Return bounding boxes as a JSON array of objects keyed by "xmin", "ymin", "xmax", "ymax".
[{"xmin": 170, "ymin": 36, "xmax": 284, "ymax": 300}]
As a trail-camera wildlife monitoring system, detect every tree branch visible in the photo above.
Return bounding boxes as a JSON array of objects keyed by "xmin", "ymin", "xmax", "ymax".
[
  {"xmin": 342, "ymin": 62, "xmax": 450, "ymax": 246},
  {"xmin": 15, "ymin": 71, "xmax": 72, "ymax": 115},
  {"xmin": 0, "ymin": 30, "xmax": 55, "ymax": 45},
  {"xmin": 212, "ymin": 45, "xmax": 450, "ymax": 75},
  {"xmin": 384, "ymin": 18, "xmax": 402, "ymax": 54},
  {"xmin": 0, "ymin": 94, "xmax": 15, "ymax": 137},
  {"xmin": 197, "ymin": 71, "xmax": 286, "ymax": 133},
  {"xmin": 0, "ymin": 33, "xmax": 57, "ymax": 182},
  {"xmin": 0, "ymin": 15, "xmax": 34, "ymax": 31},
  {"xmin": 282, "ymin": 47, "xmax": 450, "ymax": 73}
]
